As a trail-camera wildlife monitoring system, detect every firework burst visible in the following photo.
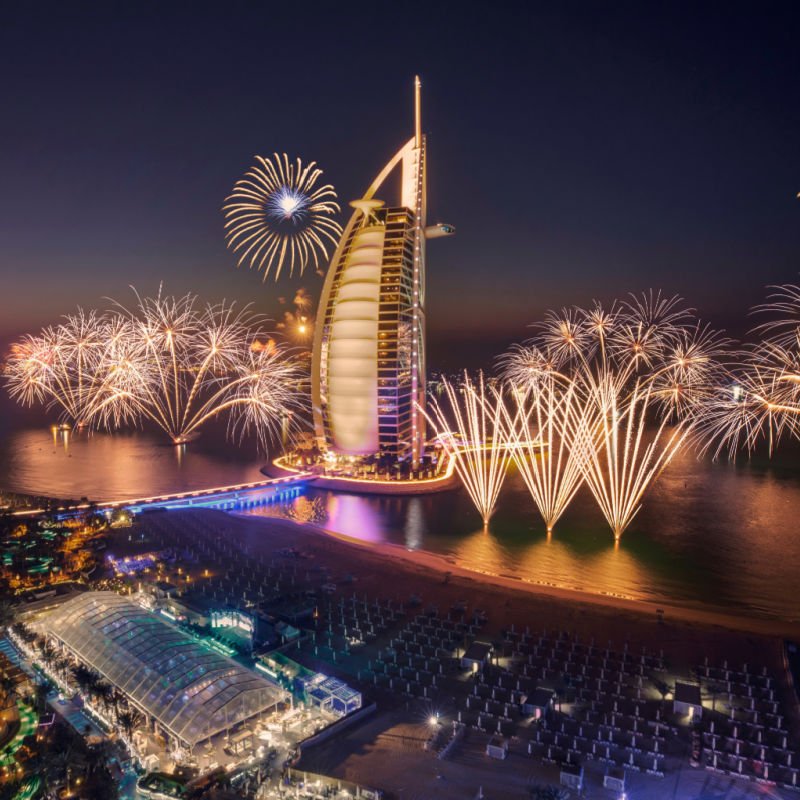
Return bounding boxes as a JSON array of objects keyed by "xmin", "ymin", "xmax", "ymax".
[
  {"xmin": 5, "ymin": 309, "xmax": 109, "ymax": 425},
  {"xmin": 277, "ymin": 288, "xmax": 315, "ymax": 344},
  {"xmin": 697, "ymin": 282, "xmax": 800, "ymax": 458},
  {"xmin": 503, "ymin": 294, "xmax": 728, "ymax": 540},
  {"xmin": 223, "ymin": 154, "xmax": 342, "ymax": 281},
  {"xmin": 497, "ymin": 343, "xmax": 560, "ymax": 389},
  {"xmin": 95, "ymin": 288, "xmax": 302, "ymax": 447},
  {"xmin": 5, "ymin": 288, "xmax": 304, "ymax": 451}
]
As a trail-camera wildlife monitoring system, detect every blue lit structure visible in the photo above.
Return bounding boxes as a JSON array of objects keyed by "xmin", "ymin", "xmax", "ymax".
[{"xmin": 122, "ymin": 475, "xmax": 311, "ymax": 514}]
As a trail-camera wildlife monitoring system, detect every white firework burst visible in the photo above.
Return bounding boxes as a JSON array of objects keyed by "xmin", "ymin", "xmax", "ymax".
[{"xmin": 223, "ymin": 153, "xmax": 342, "ymax": 281}]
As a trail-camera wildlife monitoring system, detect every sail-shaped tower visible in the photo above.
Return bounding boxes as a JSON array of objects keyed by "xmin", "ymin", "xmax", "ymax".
[{"xmin": 311, "ymin": 77, "xmax": 453, "ymax": 468}]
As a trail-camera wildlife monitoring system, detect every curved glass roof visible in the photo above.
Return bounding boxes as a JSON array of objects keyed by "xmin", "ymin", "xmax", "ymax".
[{"xmin": 43, "ymin": 591, "xmax": 282, "ymax": 746}]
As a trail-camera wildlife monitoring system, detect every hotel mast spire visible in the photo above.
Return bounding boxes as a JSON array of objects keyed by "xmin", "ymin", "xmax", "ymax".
[
  {"xmin": 415, "ymin": 75, "xmax": 422, "ymax": 148},
  {"xmin": 312, "ymin": 77, "xmax": 453, "ymax": 471}
]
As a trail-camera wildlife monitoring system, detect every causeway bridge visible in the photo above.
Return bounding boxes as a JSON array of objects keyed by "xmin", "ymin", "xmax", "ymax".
[{"xmin": 9, "ymin": 473, "xmax": 315, "ymax": 518}]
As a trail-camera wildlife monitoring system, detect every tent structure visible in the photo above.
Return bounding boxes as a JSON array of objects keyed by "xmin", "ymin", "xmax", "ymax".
[{"xmin": 42, "ymin": 591, "xmax": 283, "ymax": 748}]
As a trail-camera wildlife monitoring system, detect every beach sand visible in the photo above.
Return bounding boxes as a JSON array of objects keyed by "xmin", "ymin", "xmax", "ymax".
[{"xmin": 232, "ymin": 512, "xmax": 800, "ymax": 671}]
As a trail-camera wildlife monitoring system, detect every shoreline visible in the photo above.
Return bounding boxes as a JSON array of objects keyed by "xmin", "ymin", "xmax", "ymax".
[
  {"xmin": 240, "ymin": 512, "xmax": 800, "ymax": 640},
  {"xmin": 262, "ymin": 457, "xmax": 460, "ymax": 495}
]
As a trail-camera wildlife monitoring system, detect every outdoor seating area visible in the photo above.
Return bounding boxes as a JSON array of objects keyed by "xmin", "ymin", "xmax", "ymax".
[
  {"xmin": 306, "ymin": 593, "xmax": 410, "ymax": 660},
  {"xmin": 695, "ymin": 658, "xmax": 799, "ymax": 790},
  {"xmin": 292, "ymin": 602, "xmax": 800, "ymax": 796},
  {"xmin": 360, "ymin": 607, "xmax": 488, "ymax": 700},
  {"xmin": 507, "ymin": 628, "xmax": 671, "ymax": 776},
  {"xmin": 282, "ymin": 769, "xmax": 382, "ymax": 799}
]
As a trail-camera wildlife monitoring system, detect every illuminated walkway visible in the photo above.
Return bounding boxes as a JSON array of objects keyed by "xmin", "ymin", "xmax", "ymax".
[
  {"xmin": 118, "ymin": 473, "xmax": 314, "ymax": 513},
  {"xmin": 12, "ymin": 472, "xmax": 315, "ymax": 517}
]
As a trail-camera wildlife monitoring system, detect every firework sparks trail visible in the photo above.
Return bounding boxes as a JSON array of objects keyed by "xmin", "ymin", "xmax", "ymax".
[
  {"xmin": 498, "ymin": 374, "xmax": 587, "ymax": 533},
  {"xmin": 752, "ymin": 283, "xmax": 800, "ymax": 349},
  {"xmin": 422, "ymin": 372, "xmax": 511, "ymax": 527},
  {"xmin": 696, "ymin": 282, "xmax": 800, "ymax": 458},
  {"xmin": 218, "ymin": 347, "xmax": 302, "ymax": 449},
  {"xmin": 502, "ymin": 293, "xmax": 729, "ymax": 539},
  {"xmin": 5, "ymin": 288, "xmax": 304, "ymax": 451},
  {"xmin": 5, "ymin": 309, "xmax": 110, "ymax": 425},
  {"xmin": 576, "ymin": 374, "xmax": 693, "ymax": 540},
  {"xmin": 223, "ymin": 154, "xmax": 342, "ymax": 281}
]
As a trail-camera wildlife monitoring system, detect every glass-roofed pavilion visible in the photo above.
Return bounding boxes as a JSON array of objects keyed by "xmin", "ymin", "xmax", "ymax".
[{"xmin": 42, "ymin": 591, "xmax": 284, "ymax": 749}]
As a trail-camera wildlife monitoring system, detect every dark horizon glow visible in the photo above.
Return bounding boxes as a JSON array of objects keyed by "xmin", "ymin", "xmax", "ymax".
[{"xmin": 1, "ymin": 3, "xmax": 799, "ymax": 362}]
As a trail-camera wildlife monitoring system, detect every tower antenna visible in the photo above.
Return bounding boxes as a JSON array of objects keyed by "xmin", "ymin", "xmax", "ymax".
[{"xmin": 414, "ymin": 75, "xmax": 422, "ymax": 147}]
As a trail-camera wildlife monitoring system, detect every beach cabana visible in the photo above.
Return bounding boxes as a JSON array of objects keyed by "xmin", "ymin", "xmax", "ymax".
[
  {"xmin": 674, "ymin": 682, "xmax": 703, "ymax": 719},
  {"xmin": 603, "ymin": 767, "xmax": 625, "ymax": 792},
  {"xmin": 486, "ymin": 735, "xmax": 508, "ymax": 760},
  {"xmin": 522, "ymin": 687, "xmax": 554, "ymax": 719},
  {"xmin": 461, "ymin": 641, "xmax": 492, "ymax": 672},
  {"xmin": 560, "ymin": 763, "xmax": 583, "ymax": 791}
]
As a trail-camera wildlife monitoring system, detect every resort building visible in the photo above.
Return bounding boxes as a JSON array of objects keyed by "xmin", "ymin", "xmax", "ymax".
[
  {"xmin": 41, "ymin": 591, "xmax": 284, "ymax": 750},
  {"xmin": 311, "ymin": 77, "xmax": 453, "ymax": 467}
]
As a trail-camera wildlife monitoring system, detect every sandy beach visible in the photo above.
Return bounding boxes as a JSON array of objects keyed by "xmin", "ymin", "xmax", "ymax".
[{"xmin": 232, "ymin": 512, "xmax": 800, "ymax": 671}]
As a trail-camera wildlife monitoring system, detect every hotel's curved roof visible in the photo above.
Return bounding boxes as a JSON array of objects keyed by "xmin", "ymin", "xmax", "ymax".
[{"xmin": 43, "ymin": 591, "xmax": 281, "ymax": 746}]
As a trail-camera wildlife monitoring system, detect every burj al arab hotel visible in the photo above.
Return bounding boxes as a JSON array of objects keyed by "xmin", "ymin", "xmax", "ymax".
[{"xmin": 311, "ymin": 77, "xmax": 453, "ymax": 468}]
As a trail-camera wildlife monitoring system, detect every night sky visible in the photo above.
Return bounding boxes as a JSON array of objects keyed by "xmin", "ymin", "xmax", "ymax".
[{"xmin": 1, "ymin": 2, "xmax": 798, "ymax": 369}]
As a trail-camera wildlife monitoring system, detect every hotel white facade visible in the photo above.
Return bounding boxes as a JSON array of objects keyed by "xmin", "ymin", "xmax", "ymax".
[{"xmin": 311, "ymin": 78, "xmax": 453, "ymax": 467}]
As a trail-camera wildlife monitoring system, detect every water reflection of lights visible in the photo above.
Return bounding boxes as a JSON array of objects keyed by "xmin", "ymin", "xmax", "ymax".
[
  {"xmin": 284, "ymin": 496, "xmax": 325, "ymax": 524},
  {"xmin": 240, "ymin": 493, "xmax": 326, "ymax": 525},
  {"xmin": 3, "ymin": 426, "xmax": 263, "ymax": 501},
  {"xmin": 434, "ymin": 520, "xmax": 646, "ymax": 603},
  {"xmin": 514, "ymin": 541, "xmax": 644, "ymax": 602},
  {"xmin": 404, "ymin": 497, "xmax": 425, "ymax": 550},
  {"xmin": 452, "ymin": 527, "xmax": 507, "ymax": 575},
  {"xmin": 51, "ymin": 425, "xmax": 70, "ymax": 453},
  {"xmin": 5, "ymin": 426, "xmax": 800, "ymax": 621},
  {"xmin": 321, "ymin": 494, "xmax": 386, "ymax": 543}
]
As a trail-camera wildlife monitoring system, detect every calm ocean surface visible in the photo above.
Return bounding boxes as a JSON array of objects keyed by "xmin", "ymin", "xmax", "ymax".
[{"xmin": 1, "ymin": 420, "xmax": 799, "ymax": 622}]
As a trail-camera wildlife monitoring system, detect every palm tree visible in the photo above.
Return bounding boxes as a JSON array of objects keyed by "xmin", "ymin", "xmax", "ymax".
[
  {"xmin": 72, "ymin": 664, "xmax": 101, "ymax": 700},
  {"xmin": 46, "ymin": 745, "xmax": 72, "ymax": 789},
  {"xmin": 33, "ymin": 681, "xmax": 49, "ymax": 714},
  {"xmin": 118, "ymin": 708, "xmax": 141, "ymax": 740},
  {"xmin": 40, "ymin": 642, "xmax": 57, "ymax": 667},
  {"xmin": 10, "ymin": 622, "xmax": 27, "ymax": 640},
  {"xmin": 54, "ymin": 656, "xmax": 71, "ymax": 680},
  {"xmin": 0, "ymin": 601, "xmax": 15, "ymax": 630},
  {"xmin": 110, "ymin": 688, "xmax": 126, "ymax": 719},
  {"xmin": 0, "ymin": 673, "xmax": 16, "ymax": 711}
]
